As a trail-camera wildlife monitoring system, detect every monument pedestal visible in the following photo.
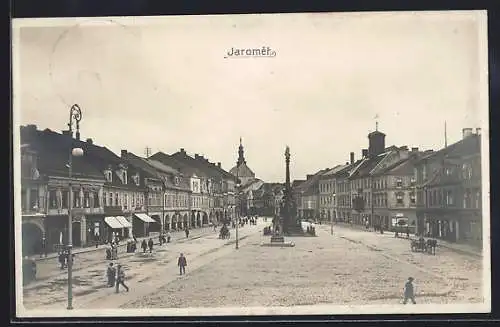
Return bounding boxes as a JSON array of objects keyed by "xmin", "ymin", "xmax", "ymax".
[{"xmin": 261, "ymin": 234, "xmax": 295, "ymax": 247}]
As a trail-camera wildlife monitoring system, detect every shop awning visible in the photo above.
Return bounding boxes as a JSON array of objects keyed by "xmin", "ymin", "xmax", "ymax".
[
  {"xmin": 115, "ymin": 216, "xmax": 132, "ymax": 228},
  {"xmin": 134, "ymin": 213, "xmax": 157, "ymax": 223},
  {"xmin": 104, "ymin": 216, "xmax": 123, "ymax": 229}
]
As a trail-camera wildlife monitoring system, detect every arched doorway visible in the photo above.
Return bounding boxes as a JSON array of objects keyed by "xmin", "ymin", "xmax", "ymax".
[
  {"xmin": 72, "ymin": 222, "xmax": 81, "ymax": 247},
  {"xmin": 22, "ymin": 222, "xmax": 44, "ymax": 257},
  {"xmin": 196, "ymin": 212, "xmax": 201, "ymax": 227},
  {"xmin": 203, "ymin": 212, "xmax": 208, "ymax": 225},
  {"xmin": 191, "ymin": 211, "xmax": 196, "ymax": 228}
]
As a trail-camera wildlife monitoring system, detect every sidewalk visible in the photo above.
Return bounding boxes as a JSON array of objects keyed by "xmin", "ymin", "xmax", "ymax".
[
  {"xmin": 29, "ymin": 227, "xmax": 215, "ymax": 262},
  {"xmin": 333, "ymin": 223, "xmax": 482, "ymax": 257}
]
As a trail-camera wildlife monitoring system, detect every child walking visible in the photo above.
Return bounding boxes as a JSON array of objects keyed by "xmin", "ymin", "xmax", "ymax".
[{"xmin": 403, "ymin": 277, "xmax": 416, "ymax": 304}]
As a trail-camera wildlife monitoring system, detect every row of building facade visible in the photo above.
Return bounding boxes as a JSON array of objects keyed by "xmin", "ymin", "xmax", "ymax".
[
  {"xmin": 293, "ymin": 127, "xmax": 483, "ymax": 246},
  {"xmin": 19, "ymin": 125, "xmax": 279, "ymax": 256}
]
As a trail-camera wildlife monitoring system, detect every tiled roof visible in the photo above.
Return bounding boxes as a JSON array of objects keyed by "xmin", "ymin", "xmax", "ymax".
[
  {"xmin": 145, "ymin": 159, "xmax": 190, "ymax": 192},
  {"xmin": 150, "ymin": 152, "xmax": 206, "ymax": 178},
  {"xmin": 171, "ymin": 152, "xmax": 224, "ymax": 181},
  {"xmin": 416, "ymin": 134, "xmax": 480, "ymax": 164},
  {"xmin": 349, "ymin": 154, "xmax": 387, "ymax": 180},
  {"xmin": 20, "ymin": 126, "xmax": 104, "ymax": 180},
  {"xmin": 294, "ymin": 170, "xmax": 328, "ymax": 195},
  {"xmin": 121, "ymin": 152, "xmax": 161, "ymax": 180}
]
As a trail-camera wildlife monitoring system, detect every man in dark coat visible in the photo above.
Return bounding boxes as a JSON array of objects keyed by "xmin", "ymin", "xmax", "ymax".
[
  {"xmin": 106, "ymin": 262, "xmax": 116, "ymax": 287},
  {"xmin": 178, "ymin": 253, "xmax": 187, "ymax": 275},
  {"xmin": 115, "ymin": 265, "xmax": 129, "ymax": 292},
  {"xmin": 148, "ymin": 238, "xmax": 154, "ymax": 253},
  {"xmin": 141, "ymin": 239, "xmax": 148, "ymax": 253}
]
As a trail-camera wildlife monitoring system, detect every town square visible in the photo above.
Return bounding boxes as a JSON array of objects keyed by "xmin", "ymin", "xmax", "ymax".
[{"xmin": 13, "ymin": 11, "xmax": 489, "ymax": 316}]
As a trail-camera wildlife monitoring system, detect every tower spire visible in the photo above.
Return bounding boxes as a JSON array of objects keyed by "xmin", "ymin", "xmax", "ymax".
[
  {"xmin": 374, "ymin": 114, "xmax": 379, "ymax": 131},
  {"xmin": 237, "ymin": 137, "xmax": 246, "ymax": 166}
]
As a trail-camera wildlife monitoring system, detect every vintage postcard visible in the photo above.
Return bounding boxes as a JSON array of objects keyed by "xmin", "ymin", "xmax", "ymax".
[{"xmin": 12, "ymin": 11, "xmax": 490, "ymax": 318}]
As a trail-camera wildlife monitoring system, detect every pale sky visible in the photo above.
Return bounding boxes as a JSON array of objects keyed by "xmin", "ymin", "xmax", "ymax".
[{"xmin": 13, "ymin": 11, "xmax": 488, "ymax": 182}]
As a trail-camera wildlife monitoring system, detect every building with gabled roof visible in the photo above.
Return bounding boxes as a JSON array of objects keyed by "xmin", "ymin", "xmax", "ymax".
[
  {"xmin": 414, "ymin": 128, "xmax": 482, "ymax": 245},
  {"xmin": 294, "ymin": 169, "xmax": 329, "ymax": 220}
]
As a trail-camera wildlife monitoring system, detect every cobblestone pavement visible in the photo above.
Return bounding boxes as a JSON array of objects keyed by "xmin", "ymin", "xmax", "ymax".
[
  {"xmin": 22, "ymin": 223, "xmax": 262, "ymax": 310},
  {"xmin": 121, "ymin": 224, "xmax": 484, "ymax": 308}
]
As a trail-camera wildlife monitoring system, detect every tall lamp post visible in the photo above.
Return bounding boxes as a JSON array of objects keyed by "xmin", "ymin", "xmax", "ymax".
[{"xmin": 66, "ymin": 104, "xmax": 84, "ymax": 310}]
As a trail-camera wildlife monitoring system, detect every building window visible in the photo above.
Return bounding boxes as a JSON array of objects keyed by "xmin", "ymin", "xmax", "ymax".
[
  {"xmin": 446, "ymin": 190, "xmax": 454, "ymax": 206},
  {"xmin": 94, "ymin": 191, "xmax": 100, "ymax": 208},
  {"xmin": 124, "ymin": 194, "xmax": 128, "ymax": 210},
  {"xmin": 49, "ymin": 190, "xmax": 57, "ymax": 209},
  {"xmin": 396, "ymin": 192, "xmax": 404, "ymax": 205},
  {"xmin": 62, "ymin": 191, "xmax": 68, "ymax": 209},
  {"xmin": 104, "ymin": 170, "xmax": 112, "ymax": 182},
  {"xmin": 103, "ymin": 192, "xmax": 107, "ymax": 206},
  {"xmin": 396, "ymin": 178, "xmax": 403, "ymax": 188},
  {"xmin": 115, "ymin": 193, "xmax": 119, "ymax": 206},
  {"xmin": 410, "ymin": 177, "xmax": 416, "ymax": 187},
  {"xmin": 475, "ymin": 189, "xmax": 481, "ymax": 209},
  {"xmin": 84, "ymin": 191, "xmax": 90, "ymax": 208},
  {"xmin": 410, "ymin": 192, "xmax": 416, "ymax": 205},
  {"xmin": 73, "ymin": 190, "xmax": 81, "ymax": 208},
  {"xmin": 122, "ymin": 171, "xmax": 128, "ymax": 185}
]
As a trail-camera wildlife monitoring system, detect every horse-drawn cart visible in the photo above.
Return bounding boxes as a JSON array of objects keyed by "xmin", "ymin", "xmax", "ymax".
[{"xmin": 410, "ymin": 237, "xmax": 437, "ymax": 255}]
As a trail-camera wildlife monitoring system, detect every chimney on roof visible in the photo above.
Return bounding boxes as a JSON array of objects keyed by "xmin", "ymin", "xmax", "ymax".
[
  {"xmin": 121, "ymin": 150, "xmax": 127, "ymax": 157},
  {"xmin": 350, "ymin": 152, "xmax": 355, "ymax": 164},
  {"xmin": 26, "ymin": 124, "xmax": 37, "ymax": 132},
  {"xmin": 217, "ymin": 162, "xmax": 221, "ymax": 168},
  {"xmin": 462, "ymin": 128, "xmax": 473, "ymax": 139},
  {"xmin": 400, "ymin": 146, "xmax": 408, "ymax": 151},
  {"xmin": 362, "ymin": 149, "xmax": 368, "ymax": 158},
  {"xmin": 306, "ymin": 174, "xmax": 314, "ymax": 180},
  {"xmin": 346, "ymin": 162, "xmax": 349, "ymax": 165},
  {"xmin": 476, "ymin": 128, "xmax": 481, "ymax": 135},
  {"xmin": 194, "ymin": 154, "xmax": 199, "ymax": 159},
  {"xmin": 86, "ymin": 138, "xmax": 93, "ymax": 145},
  {"xmin": 411, "ymin": 147, "xmax": 419, "ymax": 152},
  {"xmin": 180, "ymin": 148, "xmax": 186, "ymax": 154}
]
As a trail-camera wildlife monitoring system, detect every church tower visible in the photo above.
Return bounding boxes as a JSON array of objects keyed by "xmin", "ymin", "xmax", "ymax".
[{"xmin": 230, "ymin": 137, "xmax": 256, "ymax": 186}]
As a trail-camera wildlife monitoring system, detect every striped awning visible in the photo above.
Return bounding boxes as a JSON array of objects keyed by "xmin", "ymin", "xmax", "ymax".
[
  {"xmin": 134, "ymin": 213, "xmax": 156, "ymax": 223},
  {"xmin": 104, "ymin": 216, "xmax": 123, "ymax": 229},
  {"xmin": 115, "ymin": 216, "xmax": 132, "ymax": 228}
]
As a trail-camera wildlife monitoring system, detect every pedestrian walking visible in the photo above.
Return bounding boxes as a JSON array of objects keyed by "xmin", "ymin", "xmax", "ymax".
[
  {"xmin": 185, "ymin": 228, "xmax": 190, "ymax": 238},
  {"xmin": 158, "ymin": 233, "xmax": 163, "ymax": 246},
  {"xmin": 406, "ymin": 226, "xmax": 410, "ymax": 239},
  {"xmin": 115, "ymin": 265, "xmax": 129, "ymax": 292},
  {"xmin": 106, "ymin": 262, "xmax": 116, "ymax": 287},
  {"xmin": 403, "ymin": 277, "xmax": 416, "ymax": 304},
  {"xmin": 148, "ymin": 238, "xmax": 154, "ymax": 253},
  {"xmin": 141, "ymin": 239, "xmax": 147, "ymax": 253},
  {"xmin": 167, "ymin": 232, "xmax": 171, "ymax": 243},
  {"xmin": 178, "ymin": 253, "xmax": 187, "ymax": 275}
]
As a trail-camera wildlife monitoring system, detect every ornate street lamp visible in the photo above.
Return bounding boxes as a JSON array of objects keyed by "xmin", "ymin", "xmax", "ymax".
[{"xmin": 66, "ymin": 104, "xmax": 84, "ymax": 310}]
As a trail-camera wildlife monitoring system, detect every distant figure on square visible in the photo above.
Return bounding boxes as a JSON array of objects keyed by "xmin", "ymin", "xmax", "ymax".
[
  {"xmin": 141, "ymin": 239, "xmax": 148, "ymax": 253},
  {"xmin": 178, "ymin": 253, "xmax": 187, "ymax": 275},
  {"xmin": 115, "ymin": 264, "xmax": 129, "ymax": 292},
  {"xmin": 167, "ymin": 231, "xmax": 171, "ymax": 243},
  {"xmin": 148, "ymin": 238, "xmax": 154, "ymax": 253},
  {"xmin": 185, "ymin": 228, "xmax": 190, "ymax": 238},
  {"xmin": 403, "ymin": 277, "xmax": 416, "ymax": 304},
  {"xmin": 106, "ymin": 262, "xmax": 116, "ymax": 287}
]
